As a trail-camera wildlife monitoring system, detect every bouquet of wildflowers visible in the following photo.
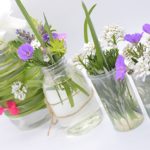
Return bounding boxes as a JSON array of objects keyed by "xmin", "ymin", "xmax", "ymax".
[
  {"xmin": 122, "ymin": 24, "xmax": 150, "ymax": 117},
  {"xmin": 123, "ymin": 24, "xmax": 150, "ymax": 81},
  {"xmin": 13, "ymin": 0, "xmax": 89, "ymax": 108},
  {"xmin": 73, "ymin": 3, "xmax": 144, "ymax": 131},
  {"xmin": 0, "ymin": 40, "xmax": 46, "ymax": 118},
  {"xmin": 74, "ymin": 3, "xmax": 125, "ymax": 79}
]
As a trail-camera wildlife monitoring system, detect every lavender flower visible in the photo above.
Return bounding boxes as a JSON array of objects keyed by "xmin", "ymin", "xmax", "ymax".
[
  {"xmin": 143, "ymin": 24, "xmax": 150, "ymax": 34},
  {"xmin": 16, "ymin": 29, "xmax": 34, "ymax": 43},
  {"xmin": 38, "ymin": 25, "xmax": 46, "ymax": 35},
  {"xmin": 124, "ymin": 33, "xmax": 143, "ymax": 43},
  {"xmin": 115, "ymin": 55, "xmax": 127, "ymax": 80},
  {"xmin": 52, "ymin": 33, "xmax": 67, "ymax": 40},
  {"xmin": 43, "ymin": 33, "xmax": 50, "ymax": 42},
  {"xmin": 18, "ymin": 43, "xmax": 34, "ymax": 61}
]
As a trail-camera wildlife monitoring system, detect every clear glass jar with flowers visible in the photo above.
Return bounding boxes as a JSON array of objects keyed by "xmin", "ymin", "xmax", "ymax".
[
  {"xmin": 13, "ymin": 0, "xmax": 103, "ymax": 135},
  {"xmin": 75, "ymin": 2, "xmax": 144, "ymax": 131},
  {"xmin": 0, "ymin": 41, "xmax": 49, "ymax": 130},
  {"xmin": 122, "ymin": 24, "xmax": 150, "ymax": 118}
]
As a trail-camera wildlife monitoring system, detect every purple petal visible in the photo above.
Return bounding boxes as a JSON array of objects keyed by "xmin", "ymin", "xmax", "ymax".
[
  {"xmin": 143, "ymin": 24, "xmax": 150, "ymax": 34},
  {"xmin": 115, "ymin": 55, "xmax": 127, "ymax": 80},
  {"xmin": 124, "ymin": 33, "xmax": 142, "ymax": 43},
  {"xmin": 18, "ymin": 43, "xmax": 34, "ymax": 61},
  {"xmin": 52, "ymin": 33, "xmax": 67, "ymax": 40},
  {"xmin": 43, "ymin": 33, "xmax": 50, "ymax": 42}
]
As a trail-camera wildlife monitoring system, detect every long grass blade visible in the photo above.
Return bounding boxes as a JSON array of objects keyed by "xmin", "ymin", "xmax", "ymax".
[
  {"xmin": 84, "ymin": 4, "xmax": 96, "ymax": 43},
  {"xmin": 15, "ymin": 0, "xmax": 44, "ymax": 46}
]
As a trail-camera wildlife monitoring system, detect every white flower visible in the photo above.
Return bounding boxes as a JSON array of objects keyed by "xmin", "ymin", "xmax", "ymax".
[
  {"xmin": 43, "ymin": 55, "xmax": 50, "ymax": 62},
  {"xmin": 16, "ymin": 91, "xmax": 26, "ymax": 101},
  {"xmin": 132, "ymin": 52, "xmax": 150, "ymax": 81},
  {"xmin": 11, "ymin": 81, "xmax": 22, "ymax": 93},
  {"xmin": 101, "ymin": 25, "xmax": 124, "ymax": 49},
  {"xmin": 145, "ymin": 36, "xmax": 150, "ymax": 49},
  {"xmin": 82, "ymin": 42, "xmax": 95, "ymax": 52},
  {"xmin": 11, "ymin": 81, "xmax": 27, "ymax": 101},
  {"xmin": 31, "ymin": 39, "xmax": 41, "ymax": 49}
]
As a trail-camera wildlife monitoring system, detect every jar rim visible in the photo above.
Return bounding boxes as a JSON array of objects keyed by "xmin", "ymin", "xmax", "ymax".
[
  {"xmin": 42, "ymin": 55, "xmax": 66, "ymax": 72},
  {"xmin": 88, "ymin": 69, "xmax": 116, "ymax": 80}
]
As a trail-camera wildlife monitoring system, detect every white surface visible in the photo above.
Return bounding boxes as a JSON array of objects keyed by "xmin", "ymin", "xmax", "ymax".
[
  {"xmin": 1, "ymin": 0, "xmax": 150, "ymax": 150},
  {"xmin": 1, "ymin": 112, "xmax": 150, "ymax": 150}
]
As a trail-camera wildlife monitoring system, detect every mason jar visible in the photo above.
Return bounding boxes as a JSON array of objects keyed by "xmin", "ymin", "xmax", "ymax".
[
  {"xmin": 132, "ymin": 75, "xmax": 150, "ymax": 118},
  {"xmin": 0, "ymin": 42, "xmax": 50, "ymax": 130},
  {"xmin": 42, "ymin": 57, "xmax": 103, "ymax": 135},
  {"xmin": 89, "ymin": 70, "xmax": 144, "ymax": 131}
]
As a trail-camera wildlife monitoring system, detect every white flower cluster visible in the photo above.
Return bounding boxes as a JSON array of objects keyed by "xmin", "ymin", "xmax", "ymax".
[
  {"xmin": 31, "ymin": 39, "xmax": 41, "ymax": 49},
  {"xmin": 145, "ymin": 36, "xmax": 150, "ymax": 49},
  {"xmin": 81, "ymin": 42, "xmax": 95, "ymax": 61},
  {"xmin": 11, "ymin": 81, "xmax": 27, "ymax": 101},
  {"xmin": 101, "ymin": 25, "xmax": 124, "ymax": 50},
  {"xmin": 133, "ymin": 51, "xmax": 150, "ymax": 81},
  {"xmin": 123, "ymin": 43, "xmax": 150, "ymax": 81}
]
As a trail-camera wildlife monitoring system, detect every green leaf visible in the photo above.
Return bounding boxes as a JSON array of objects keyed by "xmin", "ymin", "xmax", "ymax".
[
  {"xmin": 70, "ymin": 79, "xmax": 89, "ymax": 96},
  {"xmin": 15, "ymin": 0, "xmax": 44, "ymax": 46},
  {"xmin": 63, "ymin": 83, "xmax": 74, "ymax": 107},
  {"xmin": 84, "ymin": 4, "xmax": 96, "ymax": 43},
  {"xmin": 82, "ymin": 2, "xmax": 109, "ymax": 70}
]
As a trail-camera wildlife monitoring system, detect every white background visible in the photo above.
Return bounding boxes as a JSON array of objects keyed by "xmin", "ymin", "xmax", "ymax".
[{"xmin": 1, "ymin": 0, "xmax": 150, "ymax": 150}]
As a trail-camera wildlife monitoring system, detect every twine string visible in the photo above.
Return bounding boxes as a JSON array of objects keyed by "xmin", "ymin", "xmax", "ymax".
[{"xmin": 45, "ymin": 89, "xmax": 94, "ymax": 136}]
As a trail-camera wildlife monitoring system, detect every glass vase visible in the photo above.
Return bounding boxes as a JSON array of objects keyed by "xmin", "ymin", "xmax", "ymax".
[
  {"xmin": 42, "ymin": 57, "xmax": 103, "ymax": 135},
  {"xmin": 89, "ymin": 70, "xmax": 144, "ymax": 131},
  {"xmin": 132, "ymin": 75, "xmax": 150, "ymax": 118},
  {"xmin": 0, "ymin": 43, "xmax": 50, "ymax": 130},
  {"xmin": 8, "ymin": 108, "xmax": 50, "ymax": 130}
]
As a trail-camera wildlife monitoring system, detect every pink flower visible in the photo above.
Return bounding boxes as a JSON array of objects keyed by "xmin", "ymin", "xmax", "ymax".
[{"xmin": 0, "ymin": 101, "xmax": 19, "ymax": 116}]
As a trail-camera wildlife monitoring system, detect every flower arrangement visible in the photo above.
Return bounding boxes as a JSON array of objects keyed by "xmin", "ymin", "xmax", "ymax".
[
  {"xmin": 0, "ymin": 41, "xmax": 46, "ymax": 120},
  {"xmin": 14, "ymin": 0, "xmax": 89, "ymax": 108},
  {"xmin": 122, "ymin": 24, "xmax": 150, "ymax": 118},
  {"xmin": 77, "ymin": 4, "xmax": 124, "ymax": 76},
  {"xmin": 73, "ymin": 2, "xmax": 144, "ymax": 131},
  {"xmin": 123, "ymin": 24, "xmax": 150, "ymax": 81}
]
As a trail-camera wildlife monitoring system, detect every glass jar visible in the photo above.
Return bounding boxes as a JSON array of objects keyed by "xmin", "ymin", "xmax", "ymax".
[
  {"xmin": 132, "ymin": 75, "xmax": 150, "ymax": 117},
  {"xmin": 89, "ymin": 70, "xmax": 144, "ymax": 131},
  {"xmin": 42, "ymin": 57, "xmax": 103, "ymax": 135},
  {"xmin": 0, "ymin": 43, "xmax": 50, "ymax": 130},
  {"xmin": 8, "ymin": 108, "xmax": 50, "ymax": 130}
]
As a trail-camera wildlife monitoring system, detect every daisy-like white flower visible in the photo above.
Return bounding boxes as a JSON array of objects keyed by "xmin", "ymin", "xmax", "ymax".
[
  {"xmin": 101, "ymin": 25, "xmax": 124, "ymax": 49},
  {"xmin": 31, "ymin": 39, "xmax": 41, "ymax": 49},
  {"xmin": 11, "ymin": 81, "xmax": 27, "ymax": 101}
]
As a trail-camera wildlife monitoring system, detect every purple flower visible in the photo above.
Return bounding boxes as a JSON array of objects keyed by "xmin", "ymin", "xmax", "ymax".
[
  {"xmin": 143, "ymin": 24, "xmax": 150, "ymax": 34},
  {"xmin": 52, "ymin": 33, "xmax": 67, "ymax": 40},
  {"xmin": 124, "ymin": 33, "xmax": 143, "ymax": 43},
  {"xmin": 18, "ymin": 43, "xmax": 34, "ymax": 61},
  {"xmin": 43, "ymin": 33, "xmax": 50, "ymax": 42},
  {"xmin": 115, "ymin": 55, "xmax": 127, "ymax": 80}
]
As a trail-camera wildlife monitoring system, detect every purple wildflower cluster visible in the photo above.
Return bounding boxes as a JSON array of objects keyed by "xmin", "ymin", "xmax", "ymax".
[
  {"xmin": 115, "ymin": 23, "xmax": 150, "ymax": 81},
  {"xmin": 17, "ymin": 28, "xmax": 67, "ymax": 61},
  {"xmin": 16, "ymin": 29, "xmax": 34, "ymax": 43},
  {"xmin": 124, "ymin": 23, "xmax": 150, "ymax": 44}
]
